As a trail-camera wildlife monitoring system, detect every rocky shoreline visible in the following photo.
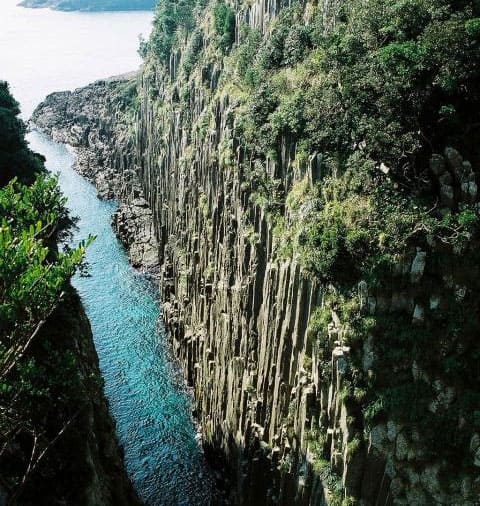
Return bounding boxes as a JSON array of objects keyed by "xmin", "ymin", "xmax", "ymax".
[{"xmin": 31, "ymin": 75, "xmax": 160, "ymax": 273}]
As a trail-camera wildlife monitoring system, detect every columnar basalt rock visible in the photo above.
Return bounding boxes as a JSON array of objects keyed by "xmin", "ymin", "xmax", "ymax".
[{"xmin": 32, "ymin": 1, "xmax": 480, "ymax": 504}]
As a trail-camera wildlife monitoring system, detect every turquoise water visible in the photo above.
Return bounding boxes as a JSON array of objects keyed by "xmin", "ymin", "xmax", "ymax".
[
  {"xmin": 28, "ymin": 133, "xmax": 214, "ymax": 505},
  {"xmin": 0, "ymin": 0, "xmax": 215, "ymax": 503}
]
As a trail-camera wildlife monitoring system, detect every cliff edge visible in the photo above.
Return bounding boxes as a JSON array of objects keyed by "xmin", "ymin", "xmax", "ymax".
[{"xmin": 33, "ymin": 0, "xmax": 480, "ymax": 503}]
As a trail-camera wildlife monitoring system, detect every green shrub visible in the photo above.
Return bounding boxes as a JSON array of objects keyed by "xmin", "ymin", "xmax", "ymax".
[
  {"xmin": 363, "ymin": 397, "xmax": 386, "ymax": 428},
  {"xmin": 149, "ymin": 0, "xmax": 196, "ymax": 64},
  {"xmin": 235, "ymin": 26, "xmax": 262, "ymax": 86},
  {"xmin": 465, "ymin": 17, "xmax": 480, "ymax": 38},
  {"xmin": 0, "ymin": 82, "xmax": 45, "ymax": 186},
  {"xmin": 213, "ymin": 0, "xmax": 236, "ymax": 53},
  {"xmin": 182, "ymin": 28, "xmax": 203, "ymax": 77},
  {"xmin": 347, "ymin": 437, "xmax": 361, "ymax": 462}
]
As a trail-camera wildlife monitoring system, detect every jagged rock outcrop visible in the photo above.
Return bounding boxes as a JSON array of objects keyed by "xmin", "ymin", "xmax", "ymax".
[
  {"xmin": 33, "ymin": 0, "xmax": 480, "ymax": 504},
  {"xmin": 31, "ymin": 74, "xmax": 133, "ymax": 195},
  {"xmin": 112, "ymin": 197, "xmax": 159, "ymax": 268},
  {"xmin": 32, "ymin": 76, "xmax": 159, "ymax": 271}
]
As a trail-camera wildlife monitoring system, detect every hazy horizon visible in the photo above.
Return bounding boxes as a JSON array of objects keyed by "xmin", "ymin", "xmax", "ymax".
[{"xmin": 0, "ymin": 0, "xmax": 153, "ymax": 117}]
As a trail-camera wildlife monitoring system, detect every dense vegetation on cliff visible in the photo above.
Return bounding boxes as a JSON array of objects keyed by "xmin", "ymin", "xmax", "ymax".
[
  {"xmin": 135, "ymin": 0, "xmax": 480, "ymax": 503},
  {"xmin": 0, "ymin": 83, "xmax": 97, "ymax": 504},
  {"xmin": 146, "ymin": 0, "xmax": 480, "ymax": 280},
  {"xmin": 19, "ymin": 0, "xmax": 156, "ymax": 11},
  {"xmin": 30, "ymin": 0, "xmax": 480, "ymax": 503},
  {"xmin": 0, "ymin": 82, "xmax": 44, "ymax": 187}
]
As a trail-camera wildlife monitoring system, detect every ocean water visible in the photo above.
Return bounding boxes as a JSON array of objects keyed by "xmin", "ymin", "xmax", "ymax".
[
  {"xmin": 0, "ymin": 1, "xmax": 214, "ymax": 504},
  {"xmin": 0, "ymin": 0, "xmax": 152, "ymax": 118}
]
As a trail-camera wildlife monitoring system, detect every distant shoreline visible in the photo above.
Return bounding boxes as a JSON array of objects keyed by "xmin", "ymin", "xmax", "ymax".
[{"xmin": 18, "ymin": 0, "xmax": 156, "ymax": 11}]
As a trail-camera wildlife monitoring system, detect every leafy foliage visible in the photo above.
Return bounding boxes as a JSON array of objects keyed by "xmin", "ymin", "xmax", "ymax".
[
  {"xmin": 0, "ymin": 81, "xmax": 45, "ymax": 187},
  {"xmin": 230, "ymin": 0, "xmax": 480, "ymax": 282},
  {"xmin": 148, "ymin": 0, "xmax": 197, "ymax": 64},
  {"xmin": 182, "ymin": 28, "xmax": 204, "ymax": 77},
  {"xmin": 0, "ymin": 79, "xmax": 94, "ymax": 502},
  {"xmin": 0, "ymin": 177, "xmax": 92, "ymax": 346},
  {"xmin": 213, "ymin": 0, "xmax": 235, "ymax": 53}
]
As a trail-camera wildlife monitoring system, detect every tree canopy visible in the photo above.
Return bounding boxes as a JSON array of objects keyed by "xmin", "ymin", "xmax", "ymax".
[
  {"xmin": 0, "ymin": 82, "xmax": 45, "ymax": 188},
  {"xmin": 0, "ymin": 84, "xmax": 93, "ymax": 503}
]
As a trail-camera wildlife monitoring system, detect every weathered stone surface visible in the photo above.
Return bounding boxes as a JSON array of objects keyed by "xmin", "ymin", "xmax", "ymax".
[
  {"xmin": 32, "ymin": 75, "xmax": 160, "ymax": 272},
  {"xmin": 112, "ymin": 201, "xmax": 159, "ymax": 269},
  {"xmin": 429, "ymin": 154, "xmax": 446, "ymax": 176},
  {"xmin": 445, "ymin": 147, "xmax": 464, "ymax": 176},
  {"xmin": 32, "ymin": 5, "xmax": 480, "ymax": 504},
  {"xmin": 410, "ymin": 250, "xmax": 426, "ymax": 284}
]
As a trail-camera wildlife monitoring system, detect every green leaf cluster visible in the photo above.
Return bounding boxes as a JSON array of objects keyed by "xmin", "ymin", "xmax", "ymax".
[
  {"xmin": 148, "ymin": 0, "xmax": 198, "ymax": 64},
  {"xmin": 213, "ymin": 0, "xmax": 236, "ymax": 53},
  {"xmin": 0, "ymin": 175, "xmax": 93, "ymax": 499},
  {"xmin": 0, "ymin": 81, "xmax": 45, "ymax": 186}
]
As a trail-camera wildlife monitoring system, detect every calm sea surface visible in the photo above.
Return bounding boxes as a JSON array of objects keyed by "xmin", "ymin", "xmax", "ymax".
[{"xmin": 0, "ymin": 1, "xmax": 214, "ymax": 504}]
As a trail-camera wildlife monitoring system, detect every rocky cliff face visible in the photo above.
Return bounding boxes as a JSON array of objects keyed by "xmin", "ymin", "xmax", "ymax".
[
  {"xmin": 32, "ymin": 76, "xmax": 160, "ymax": 271},
  {"xmin": 5, "ymin": 288, "xmax": 141, "ymax": 506},
  {"xmin": 33, "ymin": 0, "xmax": 480, "ymax": 504}
]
